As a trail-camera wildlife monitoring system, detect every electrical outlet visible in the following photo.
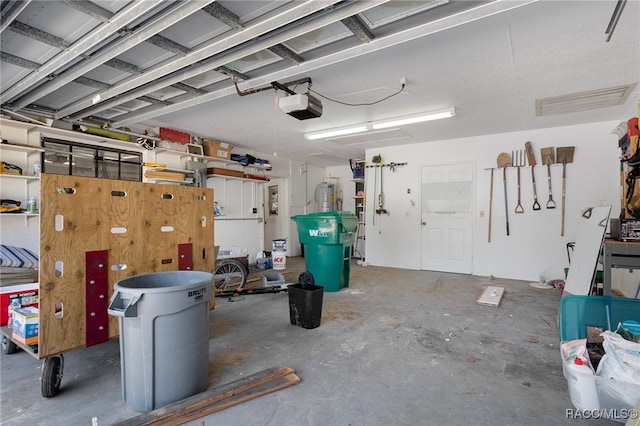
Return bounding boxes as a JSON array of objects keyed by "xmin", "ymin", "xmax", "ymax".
[{"xmin": 252, "ymin": 208, "xmax": 257, "ymax": 214}]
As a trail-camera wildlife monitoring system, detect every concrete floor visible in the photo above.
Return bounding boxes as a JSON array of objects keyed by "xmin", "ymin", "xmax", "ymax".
[{"xmin": 0, "ymin": 257, "xmax": 619, "ymax": 425}]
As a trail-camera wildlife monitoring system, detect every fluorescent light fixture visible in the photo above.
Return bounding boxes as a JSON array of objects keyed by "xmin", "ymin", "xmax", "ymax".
[
  {"xmin": 305, "ymin": 125, "xmax": 370, "ymax": 140},
  {"xmin": 371, "ymin": 107, "xmax": 456, "ymax": 130},
  {"xmin": 304, "ymin": 107, "xmax": 455, "ymax": 140}
]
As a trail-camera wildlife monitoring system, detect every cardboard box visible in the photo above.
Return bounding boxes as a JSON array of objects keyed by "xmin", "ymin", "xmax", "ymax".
[
  {"xmin": 1, "ymin": 283, "xmax": 39, "ymax": 326},
  {"xmin": 206, "ymin": 168, "xmax": 244, "ymax": 178},
  {"xmin": 12, "ymin": 306, "xmax": 39, "ymax": 345},
  {"xmin": 203, "ymin": 140, "xmax": 233, "ymax": 160}
]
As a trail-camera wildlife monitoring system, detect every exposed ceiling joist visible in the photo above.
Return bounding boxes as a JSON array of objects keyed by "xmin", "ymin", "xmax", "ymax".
[
  {"xmin": 104, "ymin": 58, "xmax": 143, "ymax": 75},
  {"xmin": 170, "ymin": 82, "xmax": 208, "ymax": 96},
  {"xmin": 74, "ymin": 76, "xmax": 111, "ymax": 90},
  {"xmin": 0, "ymin": 0, "xmax": 166, "ymax": 104},
  {"xmin": 64, "ymin": 1, "xmax": 386, "ymax": 122},
  {"xmin": 7, "ymin": 20, "xmax": 69, "ymax": 48},
  {"xmin": 0, "ymin": 0, "xmax": 31, "ymax": 34},
  {"xmin": 267, "ymin": 44, "xmax": 305, "ymax": 64},
  {"xmin": 112, "ymin": 0, "xmax": 535, "ymax": 128},
  {"xmin": 1, "ymin": 51, "xmax": 40, "ymax": 70},
  {"xmin": 202, "ymin": 2, "xmax": 244, "ymax": 31},
  {"xmin": 7, "ymin": 0, "xmax": 213, "ymax": 111},
  {"xmin": 61, "ymin": 0, "xmax": 112, "ymax": 22},
  {"xmin": 138, "ymin": 95, "xmax": 171, "ymax": 106},
  {"xmin": 216, "ymin": 66, "xmax": 250, "ymax": 81},
  {"xmin": 146, "ymin": 34, "xmax": 192, "ymax": 56},
  {"xmin": 341, "ymin": 15, "xmax": 376, "ymax": 42},
  {"xmin": 54, "ymin": 0, "xmax": 348, "ymax": 120}
]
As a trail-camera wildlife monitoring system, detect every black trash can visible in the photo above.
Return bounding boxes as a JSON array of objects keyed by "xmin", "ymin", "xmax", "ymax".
[{"xmin": 288, "ymin": 283, "xmax": 324, "ymax": 329}]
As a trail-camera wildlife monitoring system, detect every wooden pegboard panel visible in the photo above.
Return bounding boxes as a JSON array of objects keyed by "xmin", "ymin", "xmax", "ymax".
[{"xmin": 39, "ymin": 174, "xmax": 214, "ymax": 357}]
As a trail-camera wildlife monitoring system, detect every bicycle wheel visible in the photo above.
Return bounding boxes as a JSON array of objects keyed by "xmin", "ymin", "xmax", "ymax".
[{"xmin": 214, "ymin": 259, "xmax": 247, "ymax": 291}]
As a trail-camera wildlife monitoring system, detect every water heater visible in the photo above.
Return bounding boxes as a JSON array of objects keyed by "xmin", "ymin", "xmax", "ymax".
[{"xmin": 316, "ymin": 182, "xmax": 335, "ymax": 212}]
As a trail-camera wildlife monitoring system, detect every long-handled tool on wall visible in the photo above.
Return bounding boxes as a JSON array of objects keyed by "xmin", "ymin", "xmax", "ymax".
[
  {"xmin": 497, "ymin": 152, "xmax": 512, "ymax": 235},
  {"xmin": 513, "ymin": 150, "xmax": 525, "ymax": 214},
  {"xmin": 371, "ymin": 154, "xmax": 382, "ymax": 225},
  {"xmin": 525, "ymin": 141, "xmax": 541, "ymax": 210},
  {"xmin": 376, "ymin": 164, "xmax": 388, "ymax": 216},
  {"xmin": 488, "ymin": 167, "xmax": 494, "ymax": 242},
  {"xmin": 541, "ymin": 147, "xmax": 556, "ymax": 209},
  {"xmin": 556, "ymin": 146, "xmax": 575, "ymax": 236}
]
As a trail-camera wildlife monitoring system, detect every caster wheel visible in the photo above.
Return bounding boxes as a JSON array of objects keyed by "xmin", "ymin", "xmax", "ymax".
[
  {"xmin": 1, "ymin": 334, "xmax": 18, "ymax": 355},
  {"xmin": 41, "ymin": 355, "xmax": 64, "ymax": 397}
]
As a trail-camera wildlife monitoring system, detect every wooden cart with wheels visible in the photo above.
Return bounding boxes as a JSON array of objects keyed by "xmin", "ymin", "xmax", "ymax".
[{"xmin": 6, "ymin": 174, "xmax": 215, "ymax": 398}]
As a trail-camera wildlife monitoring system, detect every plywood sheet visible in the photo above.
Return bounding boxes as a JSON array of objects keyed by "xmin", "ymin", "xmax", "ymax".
[{"xmin": 39, "ymin": 174, "xmax": 214, "ymax": 357}]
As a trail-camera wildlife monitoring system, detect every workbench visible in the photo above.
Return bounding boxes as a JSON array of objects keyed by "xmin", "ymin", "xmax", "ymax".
[{"xmin": 602, "ymin": 239, "xmax": 640, "ymax": 296}]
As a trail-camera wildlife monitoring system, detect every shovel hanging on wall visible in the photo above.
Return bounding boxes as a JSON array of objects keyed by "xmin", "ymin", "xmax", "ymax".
[
  {"xmin": 557, "ymin": 146, "xmax": 575, "ymax": 236},
  {"xmin": 525, "ymin": 141, "xmax": 541, "ymax": 210},
  {"xmin": 541, "ymin": 147, "xmax": 556, "ymax": 209}
]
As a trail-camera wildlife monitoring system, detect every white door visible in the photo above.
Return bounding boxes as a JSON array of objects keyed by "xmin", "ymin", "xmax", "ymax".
[
  {"xmin": 421, "ymin": 162, "xmax": 474, "ymax": 273},
  {"xmin": 264, "ymin": 178, "xmax": 287, "ymax": 252}
]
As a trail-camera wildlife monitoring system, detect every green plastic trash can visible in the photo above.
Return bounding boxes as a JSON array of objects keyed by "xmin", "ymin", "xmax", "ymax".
[{"xmin": 291, "ymin": 211, "xmax": 357, "ymax": 292}]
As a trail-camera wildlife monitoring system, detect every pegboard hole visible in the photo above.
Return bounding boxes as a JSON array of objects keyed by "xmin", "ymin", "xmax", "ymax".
[
  {"xmin": 54, "ymin": 214, "xmax": 64, "ymax": 231},
  {"xmin": 195, "ymin": 195, "xmax": 206, "ymax": 201},
  {"xmin": 160, "ymin": 226, "xmax": 174, "ymax": 233},
  {"xmin": 161, "ymin": 193, "xmax": 174, "ymax": 200},
  {"xmin": 111, "ymin": 264, "xmax": 128, "ymax": 271},
  {"xmin": 161, "ymin": 259, "xmax": 173, "ymax": 265},
  {"xmin": 54, "ymin": 260, "xmax": 63, "ymax": 278},
  {"xmin": 111, "ymin": 190, "xmax": 126, "ymax": 197},
  {"xmin": 111, "ymin": 227, "xmax": 127, "ymax": 234},
  {"xmin": 55, "ymin": 302, "xmax": 63, "ymax": 320},
  {"xmin": 55, "ymin": 187, "xmax": 75, "ymax": 194}
]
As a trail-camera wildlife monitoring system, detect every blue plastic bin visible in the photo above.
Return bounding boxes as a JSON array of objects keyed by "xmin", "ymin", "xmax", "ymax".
[{"xmin": 558, "ymin": 295, "xmax": 640, "ymax": 419}]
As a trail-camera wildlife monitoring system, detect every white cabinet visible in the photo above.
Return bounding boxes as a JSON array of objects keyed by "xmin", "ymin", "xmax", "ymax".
[
  {"xmin": 148, "ymin": 147, "xmax": 270, "ymax": 262},
  {"xmin": 0, "ymin": 143, "xmax": 43, "ymax": 253}
]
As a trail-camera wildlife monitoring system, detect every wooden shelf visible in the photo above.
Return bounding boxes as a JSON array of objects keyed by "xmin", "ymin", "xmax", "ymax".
[
  {"xmin": 0, "ymin": 143, "xmax": 44, "ymax": 154},
  {"xmin": 0, "ymin": 118, "xmax": 145, "ymax": 152},
  {"xmin": 154, "ymin": 148, "xmax": 272, "ymax": 171},
  {"xmin": 146, "ymin": 178, "xmax": 194, "ymax": 185},
  {"xmin": 147, "ymin": 167, "xmax": 195, "ymax": 174},
  {"xmin": 0, "ymin": 174, "xmax": 39, "ymax": 181},
  {"xmin": 207, "ymin": 174, "xmax": 269, "ymax": 182}
]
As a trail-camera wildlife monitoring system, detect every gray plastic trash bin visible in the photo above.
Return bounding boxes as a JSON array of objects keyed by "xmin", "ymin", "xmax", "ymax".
[{"xmin": 108, "ymin": 270, "xmax": 213, "ymax": 412}]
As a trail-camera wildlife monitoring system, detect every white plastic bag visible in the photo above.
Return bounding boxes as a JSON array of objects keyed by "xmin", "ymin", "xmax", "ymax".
[{"xmin": 596, "ymin": 330, "xmax": 640, "ymax": 385}]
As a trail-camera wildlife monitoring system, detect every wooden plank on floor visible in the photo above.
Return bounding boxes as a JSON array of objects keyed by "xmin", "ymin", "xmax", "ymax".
[
  {"xmin": 476, "ymin": 286, "xmax": 505, "ymax": 307},
  {"xmin": 114, "ymin": 367, "xmax": 300, "ymax": 426}
]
